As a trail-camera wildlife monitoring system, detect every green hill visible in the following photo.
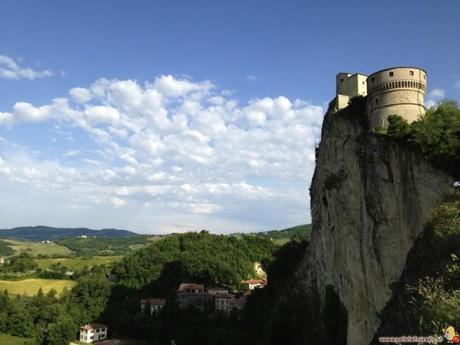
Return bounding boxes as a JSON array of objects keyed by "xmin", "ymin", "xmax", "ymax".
[
  {"xmin": 255, "ymin": 224, "xmax": 312, "ymax": 240},
  {"xmin": 112, "ymin": 231, "xmax": 276, "ymax": 291},
  {"xmin": 55, "ymin": 235, "xmax": 158, "ymax": 256}
]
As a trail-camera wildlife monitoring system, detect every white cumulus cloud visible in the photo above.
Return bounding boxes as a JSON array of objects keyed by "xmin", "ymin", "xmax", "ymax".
[{"xmin": 0, "ymin": 74, "xmax": 324, "ymax": 232}]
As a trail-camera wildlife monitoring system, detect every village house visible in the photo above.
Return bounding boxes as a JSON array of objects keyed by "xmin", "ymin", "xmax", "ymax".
[
  {"xmin": 175, "ymin": 283, "xmax": 248, "ymax": 314},
  {"xmin": 231, "ymin": 295, "xmax": 248, "ymax": 312},
  {"xmin": 178, "ymin": 283, "xmax": 205, "ymax": 294},
  {"xmin": 206, "ymin": 287, "xmax": 229, "ymax": 295},
  {"xmin": 214, "ymin": 293, "xmax": 235, "ymax": 314},
  {"xmin": 176, "ymin": 283, "xmax": 214, "ymax": 311},
  {"xmin": 140, "ymin": 298, "xmax": 166, "ymax": 315},
  {"xmin": 79, "ymin": 323, "xmax": 108, "ymax": 343},
  {"xmin": 0, "ymin": 256, "xmax": 4, "ymax": 265},
  {"xmin": 240, "ymin": 278, "xmax": 267, "ymax": 290}
]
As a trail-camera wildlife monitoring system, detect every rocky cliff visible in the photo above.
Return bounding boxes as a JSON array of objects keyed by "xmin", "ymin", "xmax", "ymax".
[{"xmin": 295, "ymin": 98, "xmax": 452, "ymax": 345}]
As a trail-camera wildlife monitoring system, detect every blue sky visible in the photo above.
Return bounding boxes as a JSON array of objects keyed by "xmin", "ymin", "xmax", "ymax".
[{"xmin": 0, "ymin": 0, "xmax": 459, "ymax": 233}]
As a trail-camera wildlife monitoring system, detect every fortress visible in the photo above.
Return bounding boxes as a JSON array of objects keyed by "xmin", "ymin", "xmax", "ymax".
[{"xmin": 331, "ymin": 67, "xmax": 427, "ymax": 128}]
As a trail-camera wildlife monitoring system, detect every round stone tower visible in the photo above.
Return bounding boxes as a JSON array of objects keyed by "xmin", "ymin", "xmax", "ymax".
[{"xmin": 367, "ymin": 67, "xmax": 427, "ymax": 129}]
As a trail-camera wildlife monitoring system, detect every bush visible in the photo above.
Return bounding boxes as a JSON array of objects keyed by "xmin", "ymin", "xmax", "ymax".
[
  {"xmin": 385, "ymin": 101, "xmax": 460, "ymax": 176},
  {"xmin": 373, "ymin": 197, "xmax": 460, "ymax": 341}
]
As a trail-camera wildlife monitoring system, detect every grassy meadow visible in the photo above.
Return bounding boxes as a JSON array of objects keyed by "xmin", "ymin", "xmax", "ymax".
[
  {"xmin": 0, "ymin": 333, "xmax": 30, "ymax": 345},
  {"xmin": 5, "ymin": 239, "xmax": 73, "ymax": 257},
  {"xmin": 35, "ymin": 255, "xmax": 123, "ymax": 270},
  {"xmin": 0, "ymin": 278, "xmax": 76, "ymax": 296}
]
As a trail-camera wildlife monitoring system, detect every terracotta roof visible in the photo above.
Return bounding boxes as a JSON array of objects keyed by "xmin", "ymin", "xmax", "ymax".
[
  {"xmin": 141, "ymin": 298, "xmax": 166, "ymax": 305},
  {"xmin": 240, "ymin": 278, "xmax": 267, "ymax": 285}
]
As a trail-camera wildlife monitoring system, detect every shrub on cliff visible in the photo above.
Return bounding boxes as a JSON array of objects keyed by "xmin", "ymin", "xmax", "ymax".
[
  {"xmin": 385, "ymin": 100, "xmax": 460, "ymax": 176},
  {"xmin": 372, "ymin": 195, "xmax": 460, "ymax": 341}
]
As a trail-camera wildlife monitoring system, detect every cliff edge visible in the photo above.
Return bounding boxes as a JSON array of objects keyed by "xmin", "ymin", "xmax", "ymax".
[{"xmin": 296, "ymin": 97, "xmax": 452, "ymax": 345}]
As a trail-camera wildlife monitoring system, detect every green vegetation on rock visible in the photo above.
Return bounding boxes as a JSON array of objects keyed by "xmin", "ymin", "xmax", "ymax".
[
  {"xmin": 383, "ymin": 100, "xmax": 460, "ymax": 177},
  {"xmin": 373, "ymin": 195, "xmax": 460, "ymax": 340}
]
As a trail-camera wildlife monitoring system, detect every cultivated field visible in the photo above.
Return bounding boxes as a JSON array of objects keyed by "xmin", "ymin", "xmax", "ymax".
[
  {"xmin": 35, "ymin": 255, "xmax": 123, "ymax": 270},
  {"xmin": 0, "ymin": 278, "xmax": 76, "ymax": 296},
  {"xmin": 0, "ymin": 333, "xmax": 30, "ymax": 345},
  {"xmin": 4, "ymin": 239, "xmax": 73, "ymax": 257}
]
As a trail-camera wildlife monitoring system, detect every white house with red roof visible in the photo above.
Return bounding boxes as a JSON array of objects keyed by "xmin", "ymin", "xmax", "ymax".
[
  {"xmin": 240, "ymin": 278, "xmax": 267, "ymax": 290},
  {"xmin": 79, "ymin": 323, "xmax": 108, "ymax": 343}
]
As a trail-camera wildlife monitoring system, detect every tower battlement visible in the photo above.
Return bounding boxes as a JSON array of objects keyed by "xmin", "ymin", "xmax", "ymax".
[{"xmin": 367, "ymin": 67, "xmax": 426, "ymax": 128}]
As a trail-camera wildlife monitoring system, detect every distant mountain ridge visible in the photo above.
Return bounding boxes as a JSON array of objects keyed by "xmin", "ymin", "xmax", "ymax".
[{"xmin": 0, "ymin": 226, "xmax": 139, "ymax": 242}]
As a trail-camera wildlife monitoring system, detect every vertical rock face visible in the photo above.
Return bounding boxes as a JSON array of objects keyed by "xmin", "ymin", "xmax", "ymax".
[{"xmin": 298, "ymin": 99, "xmax": 452, "ymax": 345}]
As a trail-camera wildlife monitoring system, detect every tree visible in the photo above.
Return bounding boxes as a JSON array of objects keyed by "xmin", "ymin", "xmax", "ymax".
[
  {"xmin": 385, "ymin": 101, "xmax": 460, "ymax": 176},
  {"xmin": 44, "ymin": 314, "xmax": 78, "ymax": 345},
  {"xmin": 70, "ymin": 276, "xmax": 111, "ymax": 323}
]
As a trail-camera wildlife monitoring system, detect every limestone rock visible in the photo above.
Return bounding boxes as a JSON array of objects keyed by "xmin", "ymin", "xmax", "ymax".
[{"xmin": 296, "ymin": 99, "xmax": 452, "ymax": 345}]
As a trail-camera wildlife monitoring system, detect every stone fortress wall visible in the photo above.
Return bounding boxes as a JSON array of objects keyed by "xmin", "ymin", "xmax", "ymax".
[
  {"xmin": 332, "ymin": 67, "xmax": 427, "ymax": 129},
  {"xmin": 367, "ymin": 67, "xmax": 426, "ymax": 128}
]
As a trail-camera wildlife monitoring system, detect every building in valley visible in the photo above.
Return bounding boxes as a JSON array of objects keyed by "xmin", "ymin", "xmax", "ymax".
[
  {"xmin": 240, "ymin": 278, "xmax": 267, "ymax": 290},
  {"xmin": 141, "ymin": 298, "xmax": 166, "ymax": 315},
  {"xmin": 79, "ymin": 323, "xmax": 108, "ymax": 343},
  {"xmin": 214, "ymin": 293, "xmax": 235, "ymax": 314},
  {"xmin": 176, "ymin": 283, "xmax": 213, "ymax": 311}
]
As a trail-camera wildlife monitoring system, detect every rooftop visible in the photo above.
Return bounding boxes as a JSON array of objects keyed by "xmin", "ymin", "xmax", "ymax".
[
  {"xmin": 80, "ymin": 323, "xmax": 107, "ymax": 331},
  {"xmin": 141, "ymin": 298, "xmax": 166, "ymax": 305},
  {"xmin": 214, "ymin": 293, "xmax": 235, "ymax": 299},
  {"xmin": 178, "ymin": 283, "xmax": 205, "ymax": 292},
  {"xmin": 240, "ymin": 278, "xmax": 267, "ymax": 285},
  {"xmin": 368, "ymin": 66, "xmax": 427, "ymax": 78}
]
